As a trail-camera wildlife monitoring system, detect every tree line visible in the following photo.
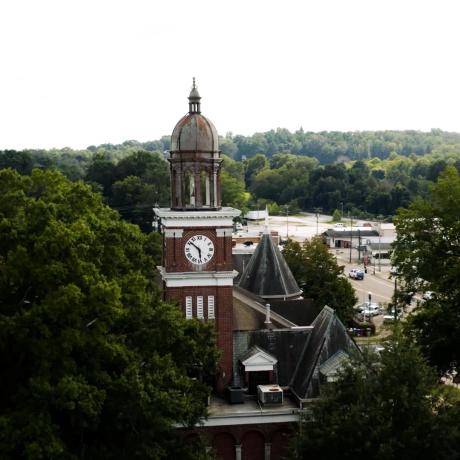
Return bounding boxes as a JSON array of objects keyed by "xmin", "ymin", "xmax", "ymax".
[{"xmin": 3, "ymin": 132, "xmax": 460, "ymax": 224}]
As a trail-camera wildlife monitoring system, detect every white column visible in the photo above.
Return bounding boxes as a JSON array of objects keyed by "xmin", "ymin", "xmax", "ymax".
[
  {"xmin": 189, "ymin": 175, "xmax": 195, "ymax": 206},
  {"xmin": 205, "ymin": 175, "xmax": 210, "ymax": 206},
  {"xmin": 213, "ymin": 171, "xmax": 217, "ymax": 207},
  {"xmin": 235, "ymin": 444, "xmax": 242, "ymax": 460},
  {"xmin": 264, "ymin": 443, "xmax": 271, "ymax": 460}
]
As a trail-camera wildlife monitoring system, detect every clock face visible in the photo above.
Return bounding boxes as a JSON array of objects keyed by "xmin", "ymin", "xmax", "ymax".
[{"xmin": 184, "ymin": 234, "xmax": 215, "ymax": 265}]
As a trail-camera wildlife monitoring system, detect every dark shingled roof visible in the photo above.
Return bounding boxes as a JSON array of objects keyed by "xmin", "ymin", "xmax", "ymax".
[
  {"xmin": 232, "ymin": 306, "xmax": 361, "ymax": 399},
  {"xmin": 243, "ymin": 329, "xmax": 313, "ymax": 387},
  {"xmin": 238, "ymin": 234, "xmax": 302, "ymax": 299},
  {"xmin": 270, "ymin": 299, "xmax": 320, "ymax": 326},
  {"xmin": 232, "ymin": 253, "xmax": 254, "ymax": 284},
  {"xmin": 289, "ymin": 307, "xmax": 360, "ymax": 399}
]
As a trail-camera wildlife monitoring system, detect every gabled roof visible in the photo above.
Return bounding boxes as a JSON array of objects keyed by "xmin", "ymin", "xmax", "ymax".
[
  {"xmin": 241, "ymin": 346, "xmax": 278, "ymax": 372},
  {"xmin": 289, "ymin": 307, "xmax": 360, "ymax": 399},
  {"xmin": 319, "ymin": 350, "xmax": 349, "ymax": 378},
  {"xmin": 238, "ymin": 234, "xmax": 302, "ymax": 299}
]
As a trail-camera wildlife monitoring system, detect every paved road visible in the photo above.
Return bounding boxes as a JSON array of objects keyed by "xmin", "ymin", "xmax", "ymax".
[{"xmin": 338, "ymin": 258, "xmax": 395, "ymax": 307}]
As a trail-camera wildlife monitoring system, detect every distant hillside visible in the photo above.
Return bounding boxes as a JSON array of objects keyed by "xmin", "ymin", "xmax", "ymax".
[{"xmin": 87, "ymin": 129, "xmax": 460, "ymax": 164}]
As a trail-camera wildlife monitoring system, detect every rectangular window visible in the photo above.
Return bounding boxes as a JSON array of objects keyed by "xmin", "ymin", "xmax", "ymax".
[
  {"xmin": 197, "ymin": 296, "xmax": 204, "ymax": 319},
  {"xmin": 185, "ymin": 296, "xmax": 193, "ymax": 319},
  {"xmin": 207, "ymin": 295, "xmax": 215, "ymax": 319}
]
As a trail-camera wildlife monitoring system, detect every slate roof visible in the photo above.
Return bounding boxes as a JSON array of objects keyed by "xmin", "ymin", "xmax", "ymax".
[
  {"xmin": 232, "ymin": 253, "xmax": 254, "ymax": 284},
  {"xmin": 319, "ymin": 350, "xmax": 349, "ymax": 378},
  {"xmin": 238, "ymin": 234, "xmax": 302, "ymax": 299},
  {"xmin": 289, "ymin": 307, "xmax": 360, "ymax": 399},
  {"xmin": 234, "ymin": 329, "xmax": 313, "ymax": 387},
  {"xmin": 232, "ymin": 303, "xmax": 360, "ymax": 399},
  {"xmin": 270, "ymin": 298, "xmax": 320, "ymax": 326}
]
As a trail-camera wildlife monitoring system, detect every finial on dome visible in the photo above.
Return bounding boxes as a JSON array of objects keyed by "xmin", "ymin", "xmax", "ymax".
[{"xmin": 188, "ymin": 78, "xmax": 201, "ymax": 114}]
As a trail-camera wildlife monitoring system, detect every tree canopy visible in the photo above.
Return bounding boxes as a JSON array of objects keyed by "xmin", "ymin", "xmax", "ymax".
[
  {"xmin": 2, "ymin": 129, "xmax": 460, "ymax": 221},
  {"xmin": 392, "ymin": 166, "xmax": 460, "ymax": 372},
  {"xmin": 283, "ymin": 237, "xmax": 357, "ymax": 323},
  {"xmin": 291, "ymin": 329, "xmax": 460, "ymax": 460},
  {"xmin": 0, "ymin": 169, "xmax": 217, "ymax": 459}
]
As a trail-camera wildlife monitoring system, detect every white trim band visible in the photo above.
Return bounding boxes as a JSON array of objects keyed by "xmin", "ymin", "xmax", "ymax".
[
  {"xmin": 158, "ymin": 267, "xmax": 238, "ymax": 287},
  {"xmin": 216, "ymin": 228, "xmax": 233, "ymax": 237},
  {"xmin": 164, "ymin": 229, "xmax": 184, "ymax": 238}
]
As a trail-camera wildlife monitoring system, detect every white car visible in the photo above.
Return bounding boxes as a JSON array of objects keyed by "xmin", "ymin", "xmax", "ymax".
[
  {"xmin": 349, "ymin": 268, "xmax": 365, "ymax": 280},
  {"xmin": 355, "ymin": 302, "xmax": 381, "ymax": 320},
  {"xmin": 383, "ymin": 309, "xmax": 403, "ymax": 322}
]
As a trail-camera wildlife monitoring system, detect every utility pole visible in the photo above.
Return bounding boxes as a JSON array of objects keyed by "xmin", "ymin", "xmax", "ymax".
[
  {"xmin": 349, "ymin": 212, "xmax": 353, "ymax": 263},
  {"xmin": 368, "ymin": 291, "xmax": 372, "ymax": 324},
  {"xmin": 394, "ymin": 277, "xmax": 398, "ymax": 321},
  {"xmin": 313, "ymin": 207, "xmax": 322, "ymax": 236},
  {"xmin": 358, "ymin": 229, "xmax": 362, "ymax": 262},
  {"xmin": 378, "ymin": 215, "xmax": 383, "ymax": 272}
]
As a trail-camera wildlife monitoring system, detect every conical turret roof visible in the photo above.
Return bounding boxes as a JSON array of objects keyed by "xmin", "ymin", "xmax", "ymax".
[{"xmin": 238, "ymin": 234, "xmax": 302, "ymax": 299}]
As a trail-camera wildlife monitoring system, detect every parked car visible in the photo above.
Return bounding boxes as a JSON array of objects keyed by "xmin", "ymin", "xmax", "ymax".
[
  {"xmin": 349, "ymin": 268, "xmax": 365, "ymax": 280},
  {"xmin": 383, "ymin": 309, "xmax": 403, "ymax": 322},
  {"xmin": 355, "ymin": 302, "xmax": 381, "ymax": 319}
]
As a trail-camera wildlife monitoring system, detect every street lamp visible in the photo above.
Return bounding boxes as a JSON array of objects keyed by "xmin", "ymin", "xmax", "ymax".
[
  {"xmin": 349, "ymin": 212, "xmax": 353, "ymax": 264},
  {"xmin": 377, "ymin": 215, "xmax": 383, "ymax": 272},
  {"xmin": 368, "ymin": 291, "xmax": 372, "ymax": 324},
  {"xmin": 285, "ymin": 205, "xmax": 289, "ymax": 239},
  {"xmin": 313, "ymin": 207, "xmax": 322, "ymax": 236}
]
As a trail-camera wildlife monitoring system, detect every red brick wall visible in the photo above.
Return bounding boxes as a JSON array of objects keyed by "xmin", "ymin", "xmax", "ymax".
[
  {"xmin": 182, "ymin": 422, "xmax": 294, "ymax": 460},
  {"xmin": 165, "ymin": 284, "xmax": 234, "ymax": 392},
  {"xmin": 212, "ymin": 432, "xmax": 236, "ymax": 460},
  {"xmin": 242, "ymin": 430, "xmax": 265, "ymax": 460}
]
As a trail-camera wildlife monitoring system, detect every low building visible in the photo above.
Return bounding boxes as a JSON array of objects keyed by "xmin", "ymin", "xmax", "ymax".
[{"xmin": 322, "ymin": 227, "xmax": 379, "ymax": 249}]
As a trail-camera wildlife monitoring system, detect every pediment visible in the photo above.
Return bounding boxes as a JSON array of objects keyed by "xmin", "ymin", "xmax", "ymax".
[{"xmin": 241, "ymin": 346, "xmax": 277, "ymax": 371}]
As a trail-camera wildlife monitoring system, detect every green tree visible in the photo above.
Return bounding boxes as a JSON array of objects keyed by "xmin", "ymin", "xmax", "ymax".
[
  {"xmin": 392, "ymin": 166, "xmax": 460, "ymax": 372},
  {"xmin": 220, "ymin": 155, "xmax": 250, "ymax": 211},
  {"xmin": 332, "ymin": 209, "xmax": 342, "ymax": 222},
  {"xmin": 283, "ymin": 237, "xmax": 357, "ymax": 322},
  {"xmin": 0, "ymin": 169, "xmax": 217, "ymax": 459},
  {"xmin": 291, "ymin": 329, "xmax": 460, "ymax": 460}
]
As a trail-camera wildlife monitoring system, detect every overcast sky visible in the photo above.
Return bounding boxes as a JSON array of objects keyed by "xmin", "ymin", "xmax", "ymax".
[{"xmin": 1, "ymin": 0, "xmax": 459, "ymax": 150}]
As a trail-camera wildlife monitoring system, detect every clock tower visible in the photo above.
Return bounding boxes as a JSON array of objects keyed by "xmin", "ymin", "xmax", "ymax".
[{"xmin": 154, "ymin": 80, "xmax": 240, "ymax": 391}]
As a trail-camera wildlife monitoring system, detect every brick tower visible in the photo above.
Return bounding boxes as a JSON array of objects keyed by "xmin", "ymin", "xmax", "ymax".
[{"xmin": 154, "ymin": 80, "xmax": 240, "ymax": 391}]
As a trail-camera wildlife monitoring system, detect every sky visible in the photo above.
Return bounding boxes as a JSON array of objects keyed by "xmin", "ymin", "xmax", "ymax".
[{"xmin": 1, "ymin": 0, "xmax": 459, "ymax": 150}]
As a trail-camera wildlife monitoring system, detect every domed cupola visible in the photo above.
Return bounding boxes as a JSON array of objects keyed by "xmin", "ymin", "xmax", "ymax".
[
  {"xmin": 169, "ymin": 79, "xmax": 222, "ymax": 210},
  {"xmin": 171, "ymin": 79, "xmax": 219, "ymax": 152}
]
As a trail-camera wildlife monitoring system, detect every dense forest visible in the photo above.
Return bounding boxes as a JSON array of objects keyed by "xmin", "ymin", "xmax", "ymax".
[{"xmin": 2, "ymin": 129, "xmax": 460, "ymax": 227}]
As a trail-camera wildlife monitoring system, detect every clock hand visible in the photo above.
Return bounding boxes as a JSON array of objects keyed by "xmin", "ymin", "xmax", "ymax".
[{"xmin": 190, "ymin": 242, "xmax": 202, "ymax": 258}]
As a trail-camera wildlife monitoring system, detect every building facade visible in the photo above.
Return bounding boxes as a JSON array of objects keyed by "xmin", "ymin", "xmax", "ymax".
[{"xmin": 155, "ymin": 82, "xmax": 360, "ymax": 460}]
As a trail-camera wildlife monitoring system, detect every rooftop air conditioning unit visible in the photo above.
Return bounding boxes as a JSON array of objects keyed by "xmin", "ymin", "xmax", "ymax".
[{"xmin": 257, "ymin": 384, "xmax": 283, "ymax": 405}]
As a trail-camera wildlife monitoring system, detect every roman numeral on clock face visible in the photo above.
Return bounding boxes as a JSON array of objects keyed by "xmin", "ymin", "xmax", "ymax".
[{"xmin": 184, "ymin": 234, "xmax": 215, "ymax": 266}]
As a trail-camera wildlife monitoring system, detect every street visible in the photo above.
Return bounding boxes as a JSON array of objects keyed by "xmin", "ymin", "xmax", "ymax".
[{"xmin": 335, "ymin": 251, "xmax": 395, "ymax": 307}]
